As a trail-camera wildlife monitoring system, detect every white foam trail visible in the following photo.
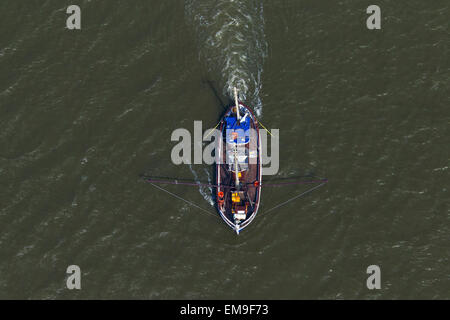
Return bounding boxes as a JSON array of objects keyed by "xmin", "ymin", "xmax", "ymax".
[
  {"xmin": 185, "ymin": 0, "xmax": 267, "ymax": 116},
  {"xmin": 188, "ymin": 164, "xmax": 215, "ymax": 207}
]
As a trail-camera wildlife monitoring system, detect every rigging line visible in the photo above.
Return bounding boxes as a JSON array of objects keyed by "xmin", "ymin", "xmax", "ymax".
[
  {"xmin": 257, "ymin": 120, "xmax": 273, "ymax": 137},
  {"xmin": 259, "ymin": 182, "xmax": 328, "ymax": 217},
  {"xmin": 149, "ymin": 183, "xmax": 218, "ymax": 219},
  {"xmin": 204, "ymin": 120, "xmax": 221, "ymax": 139}
]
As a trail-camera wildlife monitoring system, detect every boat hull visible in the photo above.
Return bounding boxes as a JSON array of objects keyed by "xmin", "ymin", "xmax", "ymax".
[{"xmin": 215, "ymin": 103, "xmax": 262, "ymax": 234}]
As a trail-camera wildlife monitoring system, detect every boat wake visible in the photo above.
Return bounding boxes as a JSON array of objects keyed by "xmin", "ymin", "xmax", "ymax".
[
  {"xmin": 185, "ymin": 0, "xmax": 267, "ymax": 116},
  {"xmin": 188, "ymin": 164, "xmax": 215, "ymax": 207}
]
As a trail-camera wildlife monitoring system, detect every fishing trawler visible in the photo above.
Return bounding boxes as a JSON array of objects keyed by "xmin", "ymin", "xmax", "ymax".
[
  {"xmin": 142, "ymin": 86, "xmax": 328, "ymax": 235},
  {"xmin": 216, "ymin": 88, "xmax": 262, "ymax": 234}
]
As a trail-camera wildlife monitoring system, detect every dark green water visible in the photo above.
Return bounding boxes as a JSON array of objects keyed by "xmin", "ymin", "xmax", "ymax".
[{"xmin": 0, "ymin": 0, "xmax": 449, "ymax": 299}]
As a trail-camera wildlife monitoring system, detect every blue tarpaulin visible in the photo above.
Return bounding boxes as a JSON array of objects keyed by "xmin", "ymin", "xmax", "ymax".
[{"xmin": 225, "ymin": 116, "xmax": 250, "ymax": 144}]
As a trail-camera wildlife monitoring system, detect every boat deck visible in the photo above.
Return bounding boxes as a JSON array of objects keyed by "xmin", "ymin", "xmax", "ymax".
[{"xmin": 216, "ymin": 103, "xmax": 261, "ymax": 231}]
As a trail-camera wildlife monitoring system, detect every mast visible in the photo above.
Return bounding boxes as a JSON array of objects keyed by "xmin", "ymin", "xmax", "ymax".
[
  {"xmin": 234, "ymin": 87, "xmax": 240, "ymax": 121},
  {"xmin": 234, "ymin": 145, "xmax": 240, "ymax": 188},
  {"xmin": 233, "ymin": 87, "xmax": 240, "ymax": 188}
]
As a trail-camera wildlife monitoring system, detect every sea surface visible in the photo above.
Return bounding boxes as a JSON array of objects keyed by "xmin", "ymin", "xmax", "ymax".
[{"xmin": 0, "ymin": 0, "xmax": 449, "ymax": 299}]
